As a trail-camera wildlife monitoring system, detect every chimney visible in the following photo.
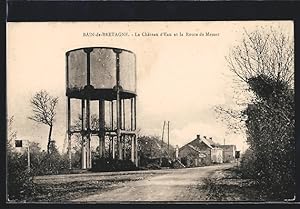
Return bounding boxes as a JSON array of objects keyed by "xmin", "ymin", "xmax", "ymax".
[
  {"xmin": 196, "ymin": 134, "xmax": 200, "ymax": 139},
  {"xmin": 209, "ymin": 137, "xmax": 212, "ymax": 140},
  {"xmin": 203, "ymin": 136, "xmax": 206, "ymax": 139}
]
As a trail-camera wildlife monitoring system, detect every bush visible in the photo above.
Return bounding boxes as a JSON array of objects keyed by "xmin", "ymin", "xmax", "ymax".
[
  {"xmin": 7, "ymin": 149, "xmax": 35, "ymax": 201},
  {"xmin": 237, "ymin": 74, "xmax": 296, "ymax": 200},
  {"xmin": 29, "ymin": 141, "xmax": 70, "ymax": 176},
  {"xmin": 243, "ymin": 94, "xmax": 295, "ymax": 200},
  {"xmin": 36, "ymin": 153, "xmax": 69, "ymax": 175},
  {"xmin": 239, "ymin": 148, "xmax": 257, "ymax": 179},
  {"xmin": 91, "ymin": 158, "xmax": 138, "ymax": 172}
]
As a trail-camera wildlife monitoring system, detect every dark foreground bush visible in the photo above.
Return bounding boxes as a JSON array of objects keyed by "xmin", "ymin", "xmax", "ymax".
[
  {"xmin": 7, "ymin": 150, "xmax": 35, "ymax": 201},
  {"xmin": 34, "ymin": 153, "xmax": 70, "ymax": 175},
  {"xmin": 239, "ymin": 148, "xmax": 257, "ymax": 179},
  {"xmin": 239, "ymin": 147, "xmax": 295, "ymax": 200},
  {"xmin": 139, "ymin": 157, "xmax": 173, "ymax": 169},
  {"xmin": 91, "ymin": 158, "xmax": 139, "ymax": 172}
]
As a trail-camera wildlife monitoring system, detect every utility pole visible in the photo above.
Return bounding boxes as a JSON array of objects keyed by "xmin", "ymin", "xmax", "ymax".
[
  {"xmin": 161, "ymin": 121, "xmax": 165, "ymax": 150},
  {"xmin": 161, "ymin": 121, "xmax": 166, "ymax": 164},
  {"xmin": 167, "ymin": 121, "xmax": 170, "ymax": 158}
]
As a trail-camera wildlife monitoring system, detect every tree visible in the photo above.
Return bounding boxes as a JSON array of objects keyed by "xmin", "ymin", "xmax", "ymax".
[
  {"xmin": 28, "ymin": 90, "xmax": 58, "ymax": 154},
  {"xmin": 218, "ymin": 27, "xmax": 294, "ymax": 129},
  {"xmin": 219, "ymin": 26, "xmax": 294, "ymax": 135},
  {"xmin": 226, "ymin": 27, "xmax": 294, "ymax": 87},
  {"xmin": 222, "ymin": 26, "xmax": 295, "ymax": 200},
  {"xmin": 138, "ymin": 135, "xmax": 175, "ymax": 159},
  {"xmin": 7, "ymin": 115, "xmax": 17, "ymax": 151}
]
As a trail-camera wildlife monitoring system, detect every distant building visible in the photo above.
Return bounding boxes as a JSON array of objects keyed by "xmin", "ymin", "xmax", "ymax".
[
  {"xmin": 211, "ymin": 147, "xmax": 223, "ymax": 164},
  {"xmin": 178, "ymin": 135, "xmax": 223, "ymax": 167},
  {"xmin": 219, "ymin": 145, "xmax": 237, "ymax": 163}
]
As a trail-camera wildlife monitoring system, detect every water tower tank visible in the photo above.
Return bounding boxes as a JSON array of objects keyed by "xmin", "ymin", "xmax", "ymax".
[{"xmin": 66, "ymin": 47, "xmax": 136, "ymax": 100}]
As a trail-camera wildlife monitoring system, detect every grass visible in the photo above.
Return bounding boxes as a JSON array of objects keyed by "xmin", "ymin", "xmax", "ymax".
[
  {"xmin": 200, "ymin": 167, "xmax": 265, "ymax": 201},
  {"xmin": 28, "ymin": 174, "xmax": 147, "ymax": 202}
]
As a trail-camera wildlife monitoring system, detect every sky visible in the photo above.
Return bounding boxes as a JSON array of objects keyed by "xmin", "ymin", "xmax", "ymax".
[{"xmin": 7, "ymin": 21, "xmax": 293, "ymax": 153}]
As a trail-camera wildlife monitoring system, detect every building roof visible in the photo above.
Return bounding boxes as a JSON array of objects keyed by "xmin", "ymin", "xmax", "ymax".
[
  {"xmin": 206, "ymin": 137, "xmax": 218, "ymax": 147},
  {"xmin": 179, "ymin": 135, "xmax": 214, "ymax": 151},
  {"xmin": 200, "ymin": 138, "xmax": 214, "ymax": 149},
  {"xmin": 178, "ymin": 134, "xmax": 237, "ymax": 153}
]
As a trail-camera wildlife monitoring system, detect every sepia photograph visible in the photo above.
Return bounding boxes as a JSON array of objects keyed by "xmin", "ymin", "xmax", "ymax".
[{"xmin": 6, "ymin": 21, "xmax": 295, "ymax": 203}]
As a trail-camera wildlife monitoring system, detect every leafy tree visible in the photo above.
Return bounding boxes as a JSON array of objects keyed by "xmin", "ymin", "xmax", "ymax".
[
  {"xmin": 219, "ymin": 26, "xmax": 295, "ymax": 200},
  {"xmin": 242, "ymin": 79, "xmax": 294, "ymax": 199},
  {"xmin": 28, "ymin": 90, "xmax": 58, "ymax": 154},
  {"xmin": 138, "ymin": 135, "xmax": 174, "ymax": 159}
]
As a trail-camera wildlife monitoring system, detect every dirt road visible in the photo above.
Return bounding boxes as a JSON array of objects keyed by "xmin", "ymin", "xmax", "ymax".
[{"xmin": 73, "ymin": 163, "xmax": 234, "ymax": 202}]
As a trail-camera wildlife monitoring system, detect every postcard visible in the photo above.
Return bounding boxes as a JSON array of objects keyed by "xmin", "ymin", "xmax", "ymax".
[{"xmin": 6, "ymin": 21, "xmax": 295, "ymax": 203}]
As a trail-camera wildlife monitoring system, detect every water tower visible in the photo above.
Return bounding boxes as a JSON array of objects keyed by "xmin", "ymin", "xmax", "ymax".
[{"xmin": 66, "ymin": 47, "xmax": 137, "ymax": 169}]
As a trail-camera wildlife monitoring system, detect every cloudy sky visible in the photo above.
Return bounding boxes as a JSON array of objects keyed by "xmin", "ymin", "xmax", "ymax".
[{"xmin": 7, "ymin": 21, "xmax": 293, "ymax": 153}]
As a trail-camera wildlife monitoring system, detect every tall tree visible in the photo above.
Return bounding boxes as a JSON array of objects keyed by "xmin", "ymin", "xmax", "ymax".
[
  {"xmin": 217, "ymin": 27, "xmax": 294, "ymax": 133},
  {"xmin": 221, "ymin": 26, "xmax": 295, "ymax": 199},
  {"xmin": 226, "ymin": 27, "xmax": 294, "ymax": 87},
  {"xmin": 28, "ymin": 90, "xmax": 58, "ymax": 154}
]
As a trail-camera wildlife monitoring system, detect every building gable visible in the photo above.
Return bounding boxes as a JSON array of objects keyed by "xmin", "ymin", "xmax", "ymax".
[
  {"xmin": 179, "ymin": 135, "xmax": 213, "ymax": 154},
  {"xmin": 189, "ymin": 137, "xmax": 213, "ymax": 149}
]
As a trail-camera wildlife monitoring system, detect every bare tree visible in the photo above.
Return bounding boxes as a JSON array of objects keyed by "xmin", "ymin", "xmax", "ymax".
[
  {"xmin": 226, "ymin": 27, "xmax": 294, "ymax": 87},
  {"xmin": 217, "ymin": 27, "xmax": 294, "ymax": 131},
  {"xmin": 28, "ymin": 90, "xmax": 58, "ymax": 154},
  {"xmin": 7, "ymin": 115, "xmax": 17, "ymax": 150}
]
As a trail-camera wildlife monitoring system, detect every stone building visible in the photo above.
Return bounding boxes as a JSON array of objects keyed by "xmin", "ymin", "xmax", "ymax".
[
  {"xmin": 219, "ymin": 145, "xmax": 237, "ymax": 163},
  {"xmin": 178, "ymin": 134, "xmax": 223, "ymax": 167}
]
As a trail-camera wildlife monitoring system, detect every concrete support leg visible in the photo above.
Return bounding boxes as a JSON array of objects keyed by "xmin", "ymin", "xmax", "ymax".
[
  {"xmin": 102, "ymin": 137, "xmax": 106, "ymax": 157},
  {"xmin": 134, "ymin": 97, "xmax": 138, "ymax": 167},
  {"xmin": 135, "ymin": 135, "xmax": 138, "ymax": 167},
  {"xmin": 99, "ymin": 99, "xmax": 105, "ymax": 158},
  {"xmin": 111, "ymin": 101, "xmax": 115, "ymax": 159},
  {"xmin": 86, "ymin": 138, "xmax": 91, "ymax": 169},
  {"xmin": 86, "ymin": 99, "xmax": 91, "ymax": 169},
  {"xmin": 117, "ymin": 98, "xmax": 122, "ymax": 160},
  {"xmin": 99, "ymin": 139, "xmax": 103, "ymax": 158},
  {"xmin": 112, "ymin": 137, "xmax": 115, "ymax": 159},
  {"xmin": 68, "ymin": 134, "xmax": 72, "ymax": 169},
  {"xmin": 123, "ymin": 136, "xmax": 126, "ymax": 160},
  {"xmin": 131, "ymin": 136, "xmax": 135, "ymax": 163},
  {"xmin": 67, "ymin": 97, "xmax": 72, "ymax": 170},
  {"xmin": 115, "ymin": 50, "xmax": 122, "ymax": 160},
  {"xmin": 81, "ymin": 139, "xmax": 87, "ymax": 169},
  {"xmin": 81, "ymin": 99, "xmax": 86, "ymax": 169}
]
